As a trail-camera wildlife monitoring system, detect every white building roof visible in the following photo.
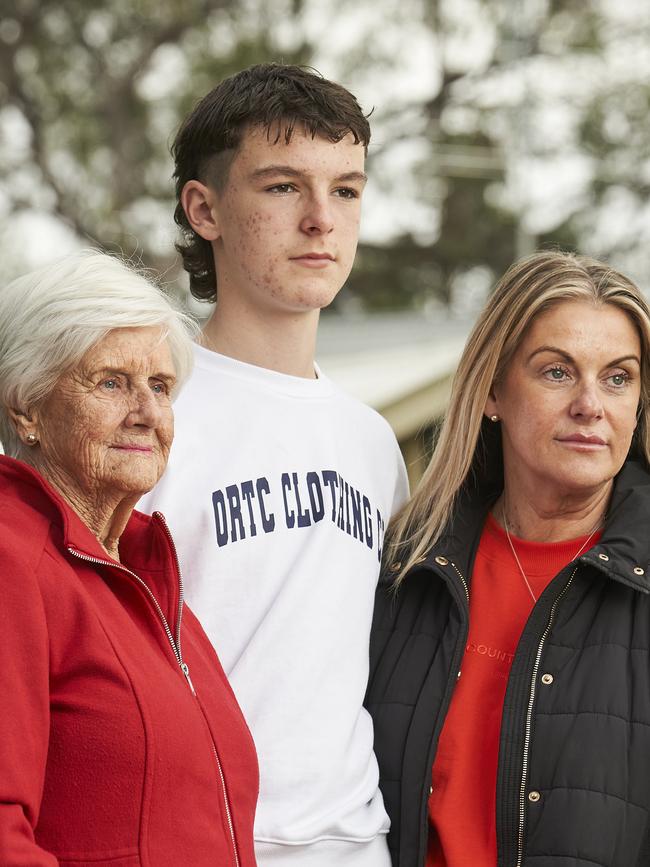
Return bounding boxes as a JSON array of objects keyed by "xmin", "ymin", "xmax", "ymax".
[{"xmin": 316, "ymin": 311, "xmax": 471, "ymax": 438}]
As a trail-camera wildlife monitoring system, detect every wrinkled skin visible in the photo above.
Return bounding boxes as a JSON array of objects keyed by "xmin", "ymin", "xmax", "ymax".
[{"xmin": 14, "ymin": 326, "xmax": 176, "ymax": 556}]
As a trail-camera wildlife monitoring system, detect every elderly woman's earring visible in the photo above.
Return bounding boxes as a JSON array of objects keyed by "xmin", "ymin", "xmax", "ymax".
[
  {"xmin": 25, "ymin": 433, "xmax": 38, "ymax": 445},
  {"xmin": 490, "ymin": 415, "xmax": 499, "ymax": 423}
]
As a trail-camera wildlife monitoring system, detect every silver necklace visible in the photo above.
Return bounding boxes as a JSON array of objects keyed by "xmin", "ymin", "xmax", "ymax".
[{"xmin": 500, "ymin": 506, "xmax": 602, "ymax": 603}]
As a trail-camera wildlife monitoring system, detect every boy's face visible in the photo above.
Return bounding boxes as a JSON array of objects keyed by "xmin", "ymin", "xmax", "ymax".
[{"xmin": 207, "ymin": 125, "xmax": 366, "ymax": 316}]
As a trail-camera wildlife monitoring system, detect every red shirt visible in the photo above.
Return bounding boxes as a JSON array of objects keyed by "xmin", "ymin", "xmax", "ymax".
[{"xmin": 427, "ymin": 514, "xmax": 601, "ymax": 867}]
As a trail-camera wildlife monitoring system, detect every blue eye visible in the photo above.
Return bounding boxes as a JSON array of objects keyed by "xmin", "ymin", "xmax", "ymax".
[
  {"xmin": 608, "ymin": 372, "xmax": 628, "ymax": 387},
  {"xmin": 102, "ymin": 379, "xmax": 118, "ymax": 390},
  {"xmin": 545, "ymin": 366, "xmax": 567, "ymax": 381}
]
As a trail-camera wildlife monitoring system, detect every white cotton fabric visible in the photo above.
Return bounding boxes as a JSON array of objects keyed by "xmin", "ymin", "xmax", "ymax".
[{"xmin": 140, "ymin": 344, "xmax": 409, "ymax": 867}]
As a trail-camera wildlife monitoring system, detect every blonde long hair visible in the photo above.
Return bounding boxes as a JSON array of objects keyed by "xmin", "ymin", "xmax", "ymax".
[{"xmin": 389, "ymin": 250, "xmax": 650, "ymax": 583}]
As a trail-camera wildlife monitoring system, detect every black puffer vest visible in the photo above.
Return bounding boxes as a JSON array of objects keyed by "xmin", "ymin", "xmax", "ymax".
[{"xmin": 366, "ymin": 461, "xmax": 650, "ymax": 867}]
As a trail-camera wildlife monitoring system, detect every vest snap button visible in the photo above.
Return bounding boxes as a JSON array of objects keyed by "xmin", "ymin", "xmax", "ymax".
[
  {"xmin": 435, "ymin": 556, "xmax": 449, "ymax": 566},
  {"xmin": 541, "ymin": 673, "xmax": 554, "ymax": 685},
  {"xmin": 634, "ymin": 566, "xmax": 645, "ymax": 575},
  {"xmin": 457, "ymin": 670, "xmax": 462, "ymax": 679},
  {"xmin": 429, "ymin": 786, "xmax": 433, "ymax": 795},
  {"xmin": 528, "ymin": 790, "xmax": 541, "ymax": 803},
  {"xmin": 598, "ymin": 553, "xmax": 609, "ymax": 561}
]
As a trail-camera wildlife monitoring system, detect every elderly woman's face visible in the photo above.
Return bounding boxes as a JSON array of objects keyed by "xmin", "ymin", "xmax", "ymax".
[
  {"xmin": 34, "ymin": 326, "xmax": 176, "ymax": 503},
  {"xmin": 486, "ymin": 299, "xmax": 641, "ymax": 498}
]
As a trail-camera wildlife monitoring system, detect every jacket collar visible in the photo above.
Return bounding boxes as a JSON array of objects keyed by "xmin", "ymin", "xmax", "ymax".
[
  {"xmin": 0, "ymin": 454, "xmax": 159, "ymax": 565},
  {"xmin": 583, "ymin": 460, "xmax": 650, "ymax": 594},
  {"xmin": 428, "ymin": 459, "xmax": 650, "ymax": 595}
]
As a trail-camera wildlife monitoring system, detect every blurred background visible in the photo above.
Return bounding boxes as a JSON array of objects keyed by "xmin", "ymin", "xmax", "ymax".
[{"xmin": 1, "ymin": 0, "xmax": 649, "ymax": 480}]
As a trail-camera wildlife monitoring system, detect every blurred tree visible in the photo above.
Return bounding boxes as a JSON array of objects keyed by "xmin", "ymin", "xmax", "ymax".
[
  {"xmin": 0, "ymin": 0, "xmax": 648, "ymax": 304},
  {"xmin": 318, "ymin": 0, "xmax": 540, "ymax": 312},
  {"xmin": 0, "ymin": 0, "xmax": 312, "ymax": 281},
  {"xmin": 444, "ymin": 0, "xmax": 650, "ymax": 290},
  {"xmin": 331, "ymin": 0, "xmax": 650, "ymax": 310}
]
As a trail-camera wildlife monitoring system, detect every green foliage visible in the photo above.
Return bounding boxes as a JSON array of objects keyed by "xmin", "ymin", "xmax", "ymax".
[
  {"xmin": 1, "ymin": 0, "xmax": 649, "ymax": 305},
  {"xmin": 0, "ymin": 0, "xmax": 312, "ymax": 274}
]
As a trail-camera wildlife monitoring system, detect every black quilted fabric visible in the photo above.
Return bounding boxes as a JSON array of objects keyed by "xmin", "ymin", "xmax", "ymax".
[{"xmin": 366, "ymin": 461, "xmax": 650, "ymax": 867}]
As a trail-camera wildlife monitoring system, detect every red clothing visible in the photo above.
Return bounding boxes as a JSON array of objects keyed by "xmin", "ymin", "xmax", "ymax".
[
  {"xmin": 427, "ymin": 514, "xmax": 601, "ymax": 867},
  {"xmin": 0, "ymin": 455, "xmax": 258, "ymax": 866}
]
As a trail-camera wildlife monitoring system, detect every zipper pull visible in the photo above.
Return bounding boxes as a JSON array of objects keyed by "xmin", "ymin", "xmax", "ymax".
[{"xmin": 180, "ymin": 662, "xmax": 196, "ymax": 696}]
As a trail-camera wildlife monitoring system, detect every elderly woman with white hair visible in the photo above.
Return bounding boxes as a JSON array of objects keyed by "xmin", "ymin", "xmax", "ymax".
[
  {"xmin": 0, "ymin": 251, "xmax": 258, "ymax": 866},
  {"xmin": 367, "ymin": 251, "xmax": 650, "ymax": 867}
]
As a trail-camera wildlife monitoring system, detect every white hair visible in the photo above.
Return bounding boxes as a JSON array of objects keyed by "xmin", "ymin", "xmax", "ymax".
[{"xmin": 0, "ymin": 249, "xmax": 200, "ymax": 458}]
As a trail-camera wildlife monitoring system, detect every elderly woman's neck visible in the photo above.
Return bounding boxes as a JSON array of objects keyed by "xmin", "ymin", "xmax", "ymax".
[
  {"xmin": 67, "ymin": 494, "xmax": 135, "ymax": 562},
  {"xmin": 29, "ymin": 458, "xmax": 136, "ymax": 562},
  {"xmin": 65, "ymin": 490, "xmax": 136, "ymax": 562},
  {"xmin": 496, "ymin": 479, "xmax": 611, "ymax": 543}
]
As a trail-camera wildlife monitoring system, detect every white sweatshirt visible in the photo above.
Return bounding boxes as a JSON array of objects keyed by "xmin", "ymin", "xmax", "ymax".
[{"xmin": 140, "ymin": 345, "xmax": 409, "ymax": 867}]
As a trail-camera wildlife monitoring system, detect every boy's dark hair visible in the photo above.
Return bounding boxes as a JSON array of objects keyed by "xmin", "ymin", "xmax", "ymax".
[{"xmin": 172, "ymin": 63, "xmax": 371, "ymax": 302}]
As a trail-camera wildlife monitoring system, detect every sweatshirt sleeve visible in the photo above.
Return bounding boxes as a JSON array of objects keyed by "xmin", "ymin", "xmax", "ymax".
[{"xmin": 0, "ymin": 546, "xmax": 59, "ymax": 866}]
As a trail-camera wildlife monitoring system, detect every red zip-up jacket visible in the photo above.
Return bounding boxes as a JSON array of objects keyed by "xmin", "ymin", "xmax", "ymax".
[{"xmin": 0, "ymin": 455, "xmax": 258, "ymax": 866}]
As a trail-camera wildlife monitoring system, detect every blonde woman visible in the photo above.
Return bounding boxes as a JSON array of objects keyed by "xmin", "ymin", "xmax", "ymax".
[{"xmin": 366, "ymin": 251, "xmax": 650, "ymax": 867}]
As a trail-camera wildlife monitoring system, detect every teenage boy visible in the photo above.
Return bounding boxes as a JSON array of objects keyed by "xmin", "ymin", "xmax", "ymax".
[{"xmin": 141, "ymin": 64, "xmax": 408, "ymax": 867}]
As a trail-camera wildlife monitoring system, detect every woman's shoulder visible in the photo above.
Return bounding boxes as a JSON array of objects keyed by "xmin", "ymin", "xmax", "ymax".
[
  {"xmin": 0, "ymin": 483, "xmax": 61, "ymax": 577},
  {"xmin": 0, "ymin": 455, "xmax": 65, "ymax": 544}
]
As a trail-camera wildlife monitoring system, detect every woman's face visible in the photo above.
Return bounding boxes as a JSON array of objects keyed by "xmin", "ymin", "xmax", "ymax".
[
  {"xmin": 32, "ymin": 326, "xmax": 176, "ymax": 505},
  {"xmin": 486, "ymin": 299, "xmax": 642, "ymax": 500}
]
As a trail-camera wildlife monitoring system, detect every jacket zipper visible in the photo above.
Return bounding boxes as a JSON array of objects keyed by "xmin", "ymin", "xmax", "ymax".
[
  {"xmin": 67, "ymin": 544, "xmax": 192, "ymax": 689},
  {"xmin": 448, "ymin": 560, "xmax": 470, "ymax": 605},
  {"xmin": 212, "ymin": 745, "xmax": 241, "ymax": 867},
  {"xmin": 67, "ymin": 512, "xmax": 240, "ymax": 867},
  {"xmin": 514, "ymin": 565, "xmax": 578, "ymax": 867},
  {"xmin": 418, "ymin": 556, "xmax": 470, "ymax": 865}
]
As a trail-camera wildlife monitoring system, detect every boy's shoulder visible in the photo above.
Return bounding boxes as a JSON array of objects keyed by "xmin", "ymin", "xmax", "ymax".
[{"xmin": 175, "ymin": 345, "xmax": 403, "ymax": 454}]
